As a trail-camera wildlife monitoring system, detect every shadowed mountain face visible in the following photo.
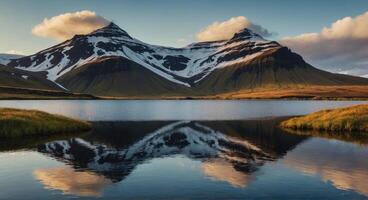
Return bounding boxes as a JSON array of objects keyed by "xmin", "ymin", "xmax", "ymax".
[
  {"xmin": 6, "ymin": 23, "xmax": 368, "ymax": 97},
  {"xmin": 37, "ymin": 120, "xmax": 307, "ymax": 183},
  {"xmin": 57, "ymin": 57, "xmax": 191, "ymax": 96}
]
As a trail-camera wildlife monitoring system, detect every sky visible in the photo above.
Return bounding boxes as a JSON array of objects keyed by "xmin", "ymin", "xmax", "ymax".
[{"xmin": 1, "ymin": 0, "xmax": 368, "ymax": 76}]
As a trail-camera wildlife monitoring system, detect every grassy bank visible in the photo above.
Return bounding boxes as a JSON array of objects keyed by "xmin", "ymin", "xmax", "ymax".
[
  {"xmin": 0, "ymin": 108, "xmax": 91, "ymax": 138},
  {"xmin": 219, "ymin": 85, "xmax": 368, "ymax": 100},
  {"xmin": 281, "ymin": 104, "xmax": 368, "ymax": 132}
]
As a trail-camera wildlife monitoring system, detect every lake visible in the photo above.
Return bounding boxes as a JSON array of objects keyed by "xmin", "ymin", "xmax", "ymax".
[
  {"xmin": 0, "ymin": 100, "xmax": 366, "ymax": 121},
  {"xmin": 0, "ymin": 100, "xmax": 367, "ymax": 200}
]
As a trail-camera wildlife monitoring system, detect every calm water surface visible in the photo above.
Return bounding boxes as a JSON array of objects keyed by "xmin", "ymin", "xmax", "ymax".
[
  {"xmin": 0, "ymin": 100, "xmax": 367, "ymax": 200},
  {"xmin": 0, "ymin": 100, "xmax": 365, "ymax": 120}
]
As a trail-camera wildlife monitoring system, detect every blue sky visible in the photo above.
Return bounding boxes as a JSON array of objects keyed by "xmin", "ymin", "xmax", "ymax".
[{"xmin": 1, "ymin": 0, "xmax": 368, "ymax": 55}]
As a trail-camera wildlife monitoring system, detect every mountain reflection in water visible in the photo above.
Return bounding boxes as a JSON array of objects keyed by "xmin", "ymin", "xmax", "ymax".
[{"xmin": 36, "ymin": 119, "xmax": 305, "ymax": 190}]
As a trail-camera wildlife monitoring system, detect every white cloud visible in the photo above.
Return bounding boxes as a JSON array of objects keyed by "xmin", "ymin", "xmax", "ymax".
[
  {"xmin": 5, "ymin": 50, "xmax": 25, "ymax": 55},
  {"xmin": 177, "ymin": 38, "xmax": 188, "ymax": 44},
  {"xmin": 280, "ymin": 11, "xmax": 368, "ymax": 77},
  {"xmin": 32, "ymin": 10, "xmax": 110, "ymax": 41},
  {"xmin": 176, "ymin": 34, "xmax": 195, "ymax": 46},
  {"xmin": 196, "ymin": 16, "xmax": 273, "ymax": 42}
]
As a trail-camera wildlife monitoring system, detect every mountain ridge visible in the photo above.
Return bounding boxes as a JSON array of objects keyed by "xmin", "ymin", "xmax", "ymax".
[
  {"xmin": 7, "ymin": 23, "xmax": 282, "ymax": 86},
  {"xmin": 5, "ymin": 22, "xmax": 368, "ymax": 97}
]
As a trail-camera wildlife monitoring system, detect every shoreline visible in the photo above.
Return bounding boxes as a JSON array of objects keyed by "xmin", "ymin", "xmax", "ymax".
[
  {"xmin": 0, "ymin": 97, "xmax": 367, "ymax": 101},
  {"xmin": 1, "ymin": 85, "xmax": 368, "ymax": 101}
]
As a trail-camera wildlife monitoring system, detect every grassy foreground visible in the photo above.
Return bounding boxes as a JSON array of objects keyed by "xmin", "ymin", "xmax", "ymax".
[
  {"xmin": 281, "ymin": 104, "xmax": 368, "ymax": 132},
  {"xmin": 0, "ymin": 108, "xmax": 91, "ymax": 138}
]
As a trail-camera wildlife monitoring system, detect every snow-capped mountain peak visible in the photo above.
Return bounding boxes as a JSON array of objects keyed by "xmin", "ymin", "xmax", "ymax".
[
  {"xmin": 231, "ymin": 28, "xmax": 262, "ymax": 40},
  {"xmin": 89, "ymin": 22, "xmax": 133, "ymax": 39},
  {"xmin": 7, "ymin": 23, "xmax": 281, "ymax": 87}
]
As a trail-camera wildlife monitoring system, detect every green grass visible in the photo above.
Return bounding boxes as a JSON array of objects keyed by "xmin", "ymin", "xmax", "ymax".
[
  {"xmin": 280, "ymin": 104, "xmax": 368, "ymax": 132},
  {"xmin": 0, "ymin": 108, "xmax": 91, "ymax": 138}
]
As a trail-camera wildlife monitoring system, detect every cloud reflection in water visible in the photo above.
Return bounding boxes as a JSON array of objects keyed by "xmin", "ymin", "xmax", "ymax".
[{"xmin": 33, "ymin": 166, "xmax": 112, "ymax": 197}]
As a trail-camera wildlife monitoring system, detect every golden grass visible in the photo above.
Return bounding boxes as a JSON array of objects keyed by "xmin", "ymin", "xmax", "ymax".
[
  {"xmin": 0, "ymin": 108, "xmax": 91, "ymax": 138},
  {"xmin": 219, "ymin": 85, "xmax": 368, "ymax": 99},
  {"xmin": 281, "ymin": 104, "xmax": 368, "ymax": 132}
]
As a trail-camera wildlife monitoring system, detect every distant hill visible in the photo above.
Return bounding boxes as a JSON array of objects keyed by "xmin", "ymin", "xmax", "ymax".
[
  {"xmin": 0, "ymin": 53, "xmax": 24, "ymax": 65},
  {"xmin": 0, "ymin": 64, "xmax": 63, "ymax": 91}
]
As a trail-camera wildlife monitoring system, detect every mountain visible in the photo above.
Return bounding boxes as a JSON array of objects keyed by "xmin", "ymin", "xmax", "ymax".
[
  {"xmin": 0, "ymin": 53, "xmax": 24, "ymax": 65},
  {"xmin": 6, "ymin": 23, "xmax": 368, "ymax": 97}
]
